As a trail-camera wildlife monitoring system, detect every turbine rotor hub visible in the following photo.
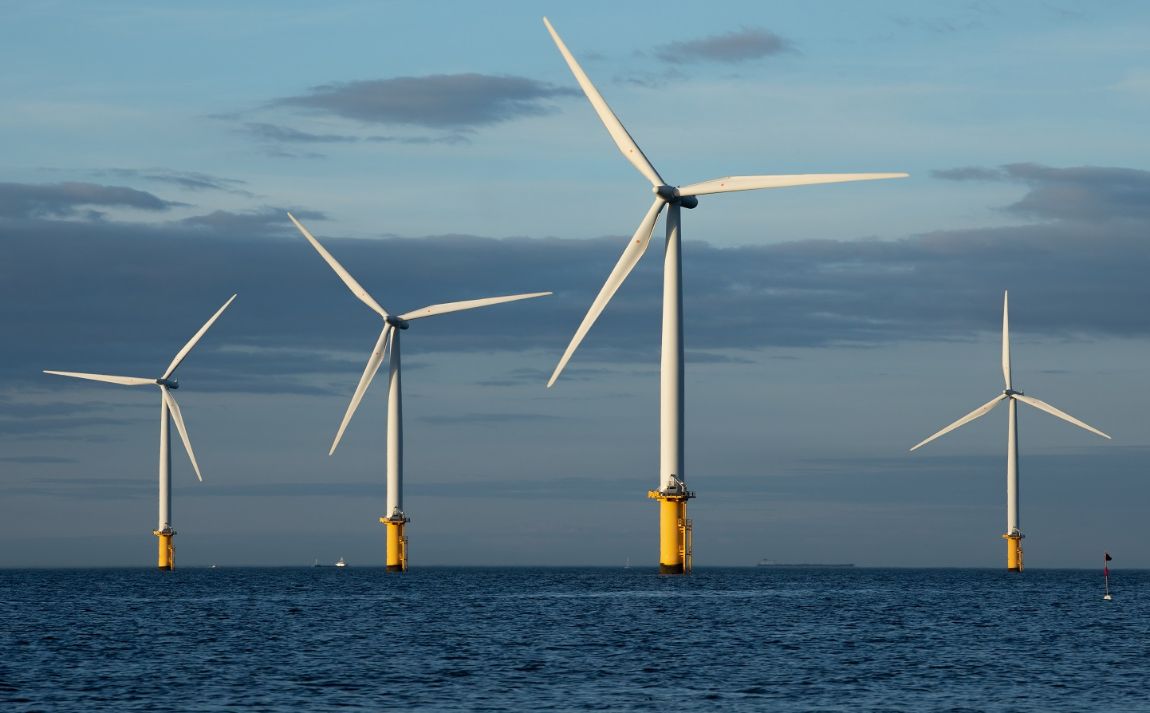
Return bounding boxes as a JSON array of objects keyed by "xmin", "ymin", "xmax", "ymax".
[
  {"xmin": 156, "ymin": 378, "xmax": 179, "ymax": 389},
  {"xmin": 1004, "ymin": 388, "xmax": 1023, "ymax": 397},
  {"xmin": 652, "ymin": 185, "xmax": 698, "ymax": 208},
  {"xmin": 386, "ymin": 316, "xmax": 410, "ymax": 330}
]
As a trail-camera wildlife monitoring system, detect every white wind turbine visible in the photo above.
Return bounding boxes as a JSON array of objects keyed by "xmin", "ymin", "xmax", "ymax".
[
  {"xmin": 45, "ymin": 294, "xmax": 237, "ymax": 570},
  {"xmin": 288, "ymin": 213, "xmax": 549, "ymax": 571},
  {"xmin": 541, "ymin": 17, "xmax": 907, "ymax": 573},
  {"xmin": 910, "ymin": 291, "xmax": 1110, "ymax": 571}
]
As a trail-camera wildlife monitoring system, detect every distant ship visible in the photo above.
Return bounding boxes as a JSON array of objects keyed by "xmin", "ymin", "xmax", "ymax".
[
  {"xmin": 757, "ymin": 559, "xmax": 854, "ymax": 568},
  {"xmin": 335, "ymin": 557, "xmax": 347, "ymax": 568}
]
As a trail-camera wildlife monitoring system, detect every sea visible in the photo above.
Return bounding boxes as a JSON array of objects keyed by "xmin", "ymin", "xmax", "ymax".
[{"xmin": 1, "ymin": 567, "xmax": 1147, "ymax": 712}]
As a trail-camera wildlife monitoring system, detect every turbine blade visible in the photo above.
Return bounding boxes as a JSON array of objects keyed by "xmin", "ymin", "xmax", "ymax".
[
  {"xmin": 43, "ymin": 371, "xmax": 154, "ymax": 386},
  {"xmin": 162, "ymin": 294, "xmax": 238, "ymax": 380},
  {"xmin": 1002, "ymin": 291, "xmax": 1012, "ymax": 390},
  {"xmin": 330, "ymin": 324, "xmax": 391, "ymax": 455},
  {"xmin": 910, "ymin": 394, "xmax": 1007, "ymax": 451},
  {"xmin": 548, "ymin": 198, "xmax": 666, "ymax": 387},
  {"xmin": 399, "ymin": 292, "xmax": 551, "ymax": 321},
  {"xmin": 161, "ymin": 386, "xmax": 202, "ymax": 482},
  {"xmin": 288, "ymin": 212, "xmax": 389, "ymax": 319},
  {"xmin": 542, "ymin": 17, "xmax": 664, "ymax": 187},
  {"xmin": 1014, "ymin": 394, "xmax": 1111, "ymax": 440},
  {"xmin": 677, "ymin": 173, "xmax": 909, "ymax": 198}
]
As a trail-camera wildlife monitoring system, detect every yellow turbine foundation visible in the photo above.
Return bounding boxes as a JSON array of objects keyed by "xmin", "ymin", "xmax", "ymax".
[
  {"xmin": 381, "ymin": 517, "xmax": 408, "ymax": 572},
  {"xmin": 153, "ymin": 529, "xmax": 174, "ymax": 570},
  {"xmin": 1003, "ymin": 532, "xmax": 1024, "ymax": 572},
  {"xmin": 648, "ymin": 490, "xmax": 693, "ymax": 574}
]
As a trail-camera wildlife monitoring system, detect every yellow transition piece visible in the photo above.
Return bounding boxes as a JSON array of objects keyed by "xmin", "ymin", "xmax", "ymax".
[
  {"xmin": 1003, "ymin": 532, "xmax": 1024, "ymax": 572},
  {"xmin": 381, "ymin": 517, "xmax": 408, "ymax": 572},
  {"xmin": 154, "ymin": 530, "xmax": 174, "ymax": 570},
  {"xmin": 649, "ymin": 491, "xmax": 691, "ymax": 574}
]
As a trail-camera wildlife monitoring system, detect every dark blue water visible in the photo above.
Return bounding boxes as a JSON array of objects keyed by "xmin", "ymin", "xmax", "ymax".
[{"xmin": 1, "ymin": 568, "xmax": 1147, "ymax": 711}]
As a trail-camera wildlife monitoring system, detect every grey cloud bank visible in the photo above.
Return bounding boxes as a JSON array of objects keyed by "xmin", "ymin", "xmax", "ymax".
[
  {"xmin": 0, "ymin": 182, "xmax": 179, "ymax": 219},
  {"xmin": 93, "ymin": 169, "xmax": 252, "ymax": 196},
  {"xmin": 273, "ymin": 74, "xmax": 577, "ymax": 129},
  {"xmin": 177, "ymin": 206, "xmax": 327, "ymax": 235},
  {"xmin": 242, "ymin": 122, "xmax": 360, "ymax": 144},
  {"xmin": 4, "ymin": 162, "xmax": 1150, "ymax": 397},
  {"xmin": 934, "ymin": 163, "xmax": 1150, "ymax": 222},
  {"xmin": 654, "ymin": 28, "xmax": 793, "ymax": 64},
  {"xmin": 241, "ymin": 121, "xmax": 469, "ymax": 147}
]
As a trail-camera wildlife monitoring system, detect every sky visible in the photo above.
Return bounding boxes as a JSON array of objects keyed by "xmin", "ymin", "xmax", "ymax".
[{"xmin": 2, "ymin": 0, "xmax": 1150, "ymax": 568}]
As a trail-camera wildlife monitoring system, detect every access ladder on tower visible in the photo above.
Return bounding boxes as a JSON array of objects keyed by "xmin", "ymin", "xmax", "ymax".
[{"xmin": 680, "ymin": 517, "xmax": 693, "ymax": 573}]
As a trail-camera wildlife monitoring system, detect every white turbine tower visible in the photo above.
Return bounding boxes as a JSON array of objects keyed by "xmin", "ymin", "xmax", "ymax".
[
  {"xmin": 910, "ymin": 291, "xmax": 1110, "ymax": 571},
  {"xmin": 288, "ymin": 213, "xmax": 550, "ymax": 571},
  {"xmin": 541, "ymin": 17, "xmax": 908, "ymax": 573},
  {"xmin": 45, "ymin": 294, "xmax": 237, "ymax": 569}
]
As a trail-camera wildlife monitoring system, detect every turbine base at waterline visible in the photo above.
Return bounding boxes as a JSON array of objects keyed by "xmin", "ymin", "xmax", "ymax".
[
  {"xmin": 648, "ymin": 487, "xmax": 695, "ymax": 574},
  {"xmin": 380, "ymin": 512, "xmax": 409, "ymax": 572},
  {"xmin": 1003, "ymin": 531, "xmax": 1024, "ymax": 572},
  {"xmin": 154, "ymin": 526, "xmax": 176, "ymax": 570}
]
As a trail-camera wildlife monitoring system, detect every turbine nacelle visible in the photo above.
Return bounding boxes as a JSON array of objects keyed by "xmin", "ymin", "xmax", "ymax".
[
  {"xmin": 652, "ymin": 185, "xmax": 699, "ymax": 209},
  {"xmin": 1004, "ymin": 388, "xmax": 1023, "ymax": 397},
  {"xmin": 386, "ymin": 315, "xmax": 411, "ymax": 330},
  {"xmin": 156, "ymin": 377, "xmax": 179, "ymax": 390}
]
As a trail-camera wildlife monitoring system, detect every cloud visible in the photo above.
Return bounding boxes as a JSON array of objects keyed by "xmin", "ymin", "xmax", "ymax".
[
  {"xmin": 932, "ymin": 163, "xmax": 1150, "ymax": 222},
  {"xmin": 0, "ymin": 398, "xmax": 150, "ymax": 440},
  {"xmin": 0, "ymin": 400, "xmax": 134, "ymax": 419},
  {"xmin": 1001, "ymin": 163, "xmax": 1150, "ymax": 222},
  {"xmin": 272, "ymin": 74, "xmax": 577, "ymax": 129},
  {"xmin": 93, "ymin": 168, "xmax": 252, "ymax": 196},
  {"xmin": 241, "ymin": 121, "xmax": 470, "ymax": 148},
  {"xmin": 0, "ymin": 181, "xmax": 180, "ymax": 219},
  {"xmin": 654, "ymin": 28, "xmax": 793, "ymax": 65},
  {"xmin": 0, "ymin": 415, "xmax": 131, "ymax": 438},
  {"xmin": 242, "ymin": 122, "xmax": 359, "ymax": 144},
  {"xmin": 5, "ymin": 165, "xmax": 1150, "ymax": 401},
  {"xmin": 177, "ymin": 206, "xmax": 326, "ymax": 235},
  {"xmin": 364, "ymin": 134, "xmax": 469, "ymax": 146},
  {"xmin": 930, "ymin": 166, "xmax": 1003, "ymax": 181}
]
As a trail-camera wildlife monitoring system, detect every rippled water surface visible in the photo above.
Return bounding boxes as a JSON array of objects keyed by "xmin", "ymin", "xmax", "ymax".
[{"xmin": 2, "ymin": 567, "xmax": 1148, "ymax": 711}]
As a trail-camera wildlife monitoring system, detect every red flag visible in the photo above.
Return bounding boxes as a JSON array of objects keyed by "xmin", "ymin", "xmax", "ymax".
[{"xmin": 1105, "ymin": 566, "xmax": 1110, "ymax": 577}]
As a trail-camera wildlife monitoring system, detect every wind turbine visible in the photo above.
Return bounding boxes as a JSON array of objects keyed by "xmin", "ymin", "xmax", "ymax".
[
  {"xmin": 288, "ymin": 213, "xmax": 549, "ymax": 571},
  {"xmin": 45, "ymin": 294, "xmax": 237, "ymax": 570},
  {"xmin": 910, "ymin": 291, "xmax": 1110, "ymax": 571},
  {"xmin": 541, "ymin": 17, "xmax": 907, "ymax": 573}
]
